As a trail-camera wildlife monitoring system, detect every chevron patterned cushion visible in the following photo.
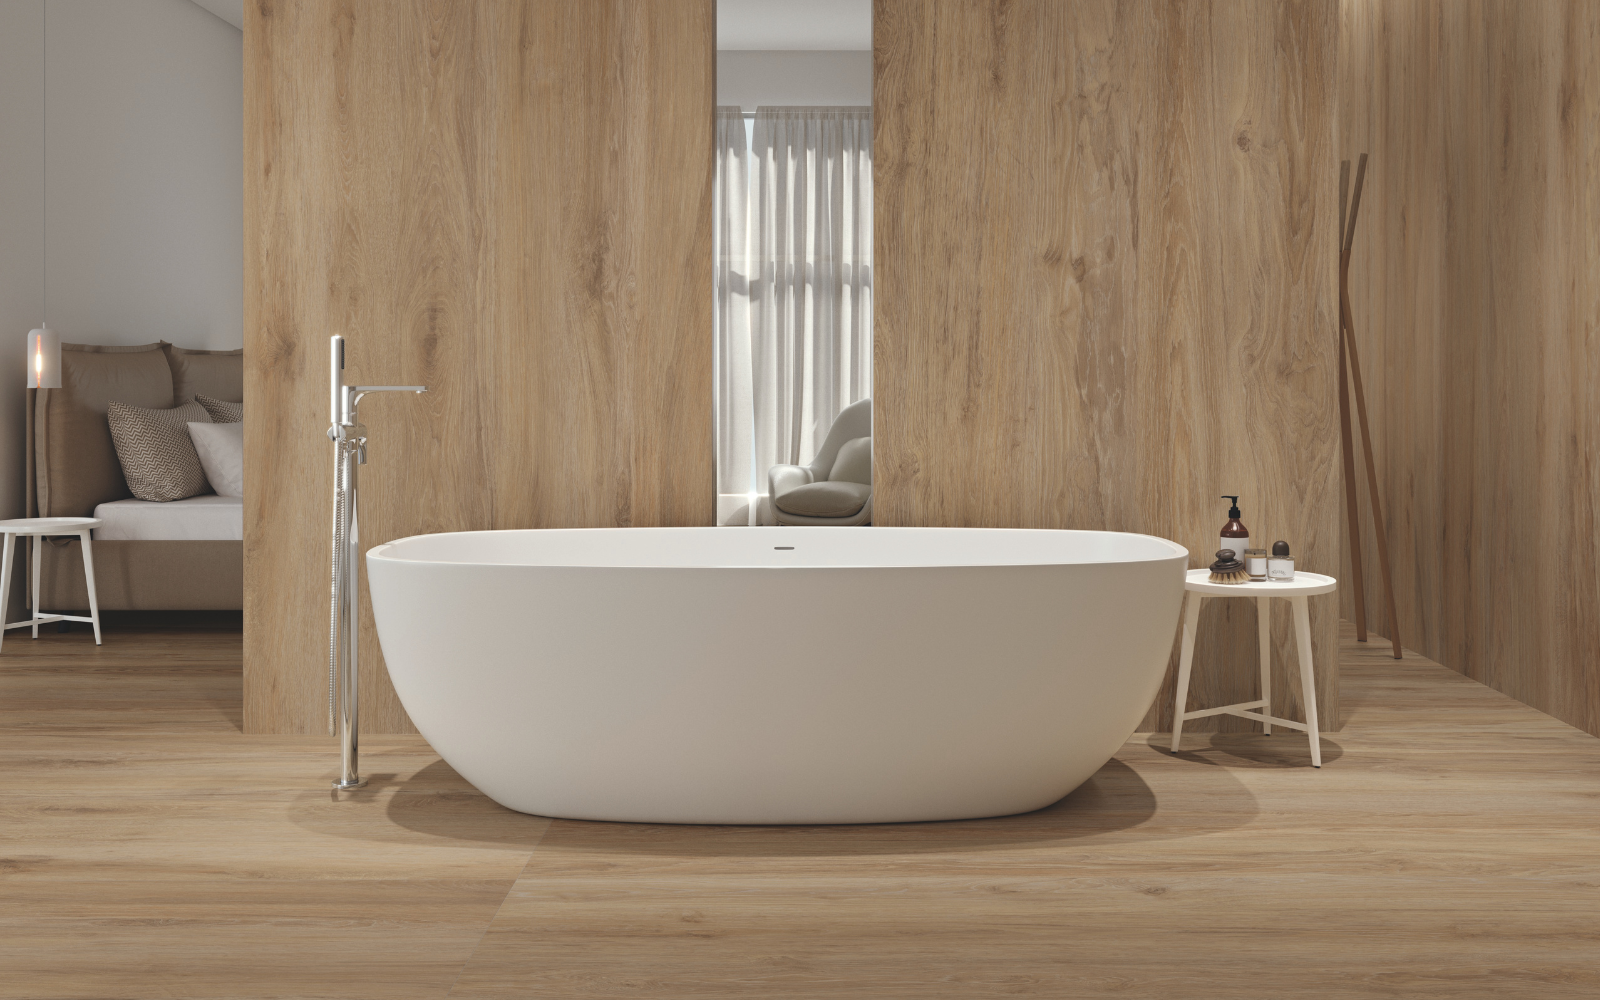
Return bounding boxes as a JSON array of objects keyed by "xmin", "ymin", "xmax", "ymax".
[
  {"xmin": 194, "ymin": 394, "xmax": 242, "ymax": 423},
  {"xmin": 107, "ymin": 400, "xmax": 213, "ymax": 502}
]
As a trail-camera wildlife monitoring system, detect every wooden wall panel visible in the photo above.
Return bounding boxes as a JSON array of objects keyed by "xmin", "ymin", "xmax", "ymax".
[
  {"xmin": 875, "ymin": 0, "xmax": 1343, "ymax": 732},
  {"xmin": 244, "ymin": 0, "xmax": 713, "ymax": 734},
  {"xmin": 1339, "ymin": 0, "xmax": 1600, "ymax": 735}
]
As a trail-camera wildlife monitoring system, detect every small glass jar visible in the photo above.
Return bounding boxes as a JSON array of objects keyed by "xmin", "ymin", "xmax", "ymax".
[
  {"xmin": 1267, "ymin": 540, "xmax": 1294, "ymax": 581},
  {"xmin": 1244, "ymin": 548, "xmax": 1269, "ymax": 581}
]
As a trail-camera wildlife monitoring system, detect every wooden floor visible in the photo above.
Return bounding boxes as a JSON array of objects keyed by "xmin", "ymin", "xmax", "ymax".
[{"xmin": 2, "ymin": 619, "xmax": 1597, "ymax": 998}]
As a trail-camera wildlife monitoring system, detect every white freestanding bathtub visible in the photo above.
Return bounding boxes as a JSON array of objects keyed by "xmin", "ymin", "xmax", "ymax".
[{"xmin": 367, "ymin": 527, "xmax": 1187, "ymax": 825}]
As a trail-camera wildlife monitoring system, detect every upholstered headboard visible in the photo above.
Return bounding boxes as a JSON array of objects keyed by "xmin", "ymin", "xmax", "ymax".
[{"xmin": 27, "ymin": 342, "xmax": 243, "ymax": 518}]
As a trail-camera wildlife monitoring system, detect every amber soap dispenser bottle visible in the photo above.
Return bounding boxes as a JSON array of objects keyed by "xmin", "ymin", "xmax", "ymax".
[{"xmin": 1219, "ymin": 496, "xmax": 1249, "ymax": 565}]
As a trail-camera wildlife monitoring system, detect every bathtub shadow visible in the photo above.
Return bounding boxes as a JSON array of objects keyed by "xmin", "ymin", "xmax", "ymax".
[
  {"xmin": 1146, "ymin": 732, "xmax": 1345, "ymax": 768},
  {"xmin": 378, "ymin": 756, "xmax": 1260, "ymax": 858},
  {"xmin": 284, "ymin": 767, "xmax": 551, "ymax": 850}
]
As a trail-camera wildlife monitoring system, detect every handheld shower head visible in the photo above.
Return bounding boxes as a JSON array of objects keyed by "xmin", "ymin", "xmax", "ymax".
[{"xmin": 330, "ymin": 335, "xmax": 344, "ymax": 427}]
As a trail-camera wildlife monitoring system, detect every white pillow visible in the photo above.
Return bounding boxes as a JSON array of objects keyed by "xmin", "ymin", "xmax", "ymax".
[
  {"xmin": 828, "ymin": 435, "xmax": 872, "ymax": 485},
  {"xmin": 187, "ymin": 421, "xmax": 244, "ymax": 498}
]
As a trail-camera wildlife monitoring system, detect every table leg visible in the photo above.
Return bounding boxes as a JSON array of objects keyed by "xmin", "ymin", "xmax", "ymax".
[
  {"xmin": 0, "ymin": 533, "xmax": 13, "ymax": 653},
  {"xmin": 30, "ymin": 535, "xmax": 41, "ymax": 639},
  {"xmin": 1257, "ymin": 595, "xmax": 1272, "ymax": 735},
  {"xmin": 1292, "ymin": 594, "xmax": 1322, "ymax": 767},
  {"xmin": 80, "ymin": 530, "xmax": 102, "ymax": 646},
  {"xmin": 1170, "ymin": 591, "xmax": 1203, "ymax": 753}
]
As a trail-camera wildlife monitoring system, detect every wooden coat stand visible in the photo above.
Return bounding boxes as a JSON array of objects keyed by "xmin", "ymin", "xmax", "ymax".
[{"xmin": 1338, "ymin": 154, "xmax": 1402, "ymax": 659}]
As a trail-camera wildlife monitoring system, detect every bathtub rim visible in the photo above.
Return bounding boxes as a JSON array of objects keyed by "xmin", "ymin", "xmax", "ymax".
[{"xmin": 366, "ymin": 526, "xmax": 1191, "ymax": 572}]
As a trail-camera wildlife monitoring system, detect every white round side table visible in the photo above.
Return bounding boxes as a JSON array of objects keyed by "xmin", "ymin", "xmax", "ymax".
[
  {"xmin": 1171, "ymin": 568, "xmax": 1337, "ymax": 767},
  {"xmin": 0, "ymin": 517, "xmax": 103, "ymax": 650}
]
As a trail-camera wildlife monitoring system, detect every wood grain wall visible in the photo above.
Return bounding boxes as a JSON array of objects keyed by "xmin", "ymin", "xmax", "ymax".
[
  {"xmin": 244, "ymin": 0, "xmax": 714, "ymax": 734},
  {"xmin": 875, "ymin": 0, "xmax": 1343, "ymax": 732},
  {"xmin": 1339, "ymin": 0, "xmax": 1600, "ymax": 735}
]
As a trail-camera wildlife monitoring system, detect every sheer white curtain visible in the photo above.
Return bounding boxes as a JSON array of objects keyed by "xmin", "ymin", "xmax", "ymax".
[
  {"xmin": 714, "ymin": 107, "xmax": 753, "ymax": 523},
  {"xmin": 715, "ymin": 106, "xmax": 872, "ymax": 525}
]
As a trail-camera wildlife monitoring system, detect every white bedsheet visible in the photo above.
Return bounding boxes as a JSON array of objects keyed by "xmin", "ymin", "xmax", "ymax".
[{"xmin": 92, "ymin": 495, "xmax": 243, "ymax": 541}]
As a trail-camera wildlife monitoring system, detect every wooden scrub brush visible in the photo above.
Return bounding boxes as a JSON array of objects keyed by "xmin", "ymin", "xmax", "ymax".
[{"xmin": 1209, "ymin": 549, "xmax": 1249, "ymax": 584}]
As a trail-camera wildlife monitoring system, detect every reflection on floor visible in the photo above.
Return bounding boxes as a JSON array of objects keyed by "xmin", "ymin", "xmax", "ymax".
[{"xmin": 2, "ymin": 619, "xmax": 1597, "ymax": 998}]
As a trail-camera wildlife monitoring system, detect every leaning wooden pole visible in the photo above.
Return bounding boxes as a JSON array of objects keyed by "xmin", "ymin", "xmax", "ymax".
[
  {"xmin": 1337, "ymin": 321, "xmax": 1368, "ymax": 640},
  {"xmin": 1336, "ymin": 161, "xmax": 1369, "ymax": 641},
  {"xmin": 1339, "ymin": 154, "xmax": 1403, "ymax": 659}
]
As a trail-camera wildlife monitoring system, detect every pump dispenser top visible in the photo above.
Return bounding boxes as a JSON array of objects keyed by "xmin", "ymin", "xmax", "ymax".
[{"xmin": 1218, "ymin": 495, "xmax": 1249, "ymax": 567}]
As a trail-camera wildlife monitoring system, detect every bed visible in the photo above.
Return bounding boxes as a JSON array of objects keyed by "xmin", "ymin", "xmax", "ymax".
[
  {"xmin": 92, "ymin": 495, "xmax": 243, "ymax": 541},
  {"xmin": 26, "ymin": 341, "xmax": 243, "ymax": 611}
]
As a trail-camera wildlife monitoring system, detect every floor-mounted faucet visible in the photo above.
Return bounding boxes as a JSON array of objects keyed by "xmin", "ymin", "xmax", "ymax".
[{"xmin": 327, "ymin": 334, "xmax": 426, "ymax": 790}]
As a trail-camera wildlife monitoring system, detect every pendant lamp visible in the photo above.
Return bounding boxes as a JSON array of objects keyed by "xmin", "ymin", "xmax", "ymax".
[{"xmin": 27, "ymin": 325, "xmax": 60, "ymax": 389}]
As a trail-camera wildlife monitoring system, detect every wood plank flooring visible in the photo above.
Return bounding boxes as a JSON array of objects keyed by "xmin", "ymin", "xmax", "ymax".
[{"xmin": 2, "ymin": 619, "xmax": 1597, "ymax": 998}]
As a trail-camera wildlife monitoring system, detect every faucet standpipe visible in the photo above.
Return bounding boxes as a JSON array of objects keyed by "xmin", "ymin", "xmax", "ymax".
[{"xmin": 327, "ymin": 334, "xmax": 426, "ymax": 791}]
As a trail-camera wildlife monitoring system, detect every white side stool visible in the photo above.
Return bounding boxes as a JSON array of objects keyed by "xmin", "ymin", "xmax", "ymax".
[
  {"xmin": 0, "ymin": 517, "xmax": 103, "ymax": 650},
  {"xmin": 1171, "ymin": 568, "xmax": 1336, "ymax": 767}
]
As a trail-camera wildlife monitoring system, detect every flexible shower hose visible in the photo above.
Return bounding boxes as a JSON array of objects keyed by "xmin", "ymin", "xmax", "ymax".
[{"xmin": 328, "ymin": 447, "xmax": 348, "ymax": 736}]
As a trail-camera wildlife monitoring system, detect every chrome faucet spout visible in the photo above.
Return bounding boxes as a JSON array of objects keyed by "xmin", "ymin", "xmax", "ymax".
[{"xmin": 341, "ymin": 385, "xmax": 428, "ymax": 426}]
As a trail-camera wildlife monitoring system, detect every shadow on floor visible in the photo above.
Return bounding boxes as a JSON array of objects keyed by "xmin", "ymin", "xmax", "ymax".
[
  {"xmin": 1145, "ymin": 731, "xmax": 1345, "ymax": 767},
  {"xmin": 55, "ymin": 610, "xmax": 245, "ymax": 632},
  {"xmin": 296, "ymin": 746, "xmax": 1265, "ymax": 857},
  {"xmin": 463, "ymin": 755, "xmax": 1261, "ymax": 858},
  {"xmin": 210, "ymin": 693, "xmax": 244, "ymax": 732},
  {"xmin": 280, "ymin": 764, "xmax": 550, "ymax": 850}
]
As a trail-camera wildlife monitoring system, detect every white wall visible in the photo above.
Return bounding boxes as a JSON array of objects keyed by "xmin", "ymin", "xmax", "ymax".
[
  {"xmin": 718, "ymin": 1, "xmax": 870, "ymax": 50},
  {"xmin": 717, "ymin": 50, "xmax": 872, "ymax": 111},
  {"xmin": 44, "ymin": 0, "xmax": 243, "ymax": 350},
  {"xmin": 0, "ymin": 0, "xmax": 241, "ymax": 523},
  {"xmin": 0, "ymin": 0, "xmax": 46, "ymax": 527}
]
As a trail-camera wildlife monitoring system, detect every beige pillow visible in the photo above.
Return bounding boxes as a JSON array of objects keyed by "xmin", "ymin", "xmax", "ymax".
[
  {"xmin": 107, "ymin": 400, "xmax": 214, "ymax": 502},
  {"xmin": 195, "ymin": 394, "xmax": 242, "ymax": 423},
  {"xmin": 36, "ymin": 343, "xmax": 175, "ymax": 517},
  {"xmin": 774, "ymin": 481, "xmax": 872, "ymax": 518},
  {"xmin": 829, "ymin": 435, "xmax": 872, "ymax": 485},
  {"xmin": 164, "ymin": 344, "xmax": 243, "ymax": 407}
]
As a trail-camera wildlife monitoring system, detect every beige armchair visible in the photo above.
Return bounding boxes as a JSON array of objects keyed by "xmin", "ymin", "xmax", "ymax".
[{"xmin": 768, "ymin": 397, "xmax": 872, "ymax": 526}]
